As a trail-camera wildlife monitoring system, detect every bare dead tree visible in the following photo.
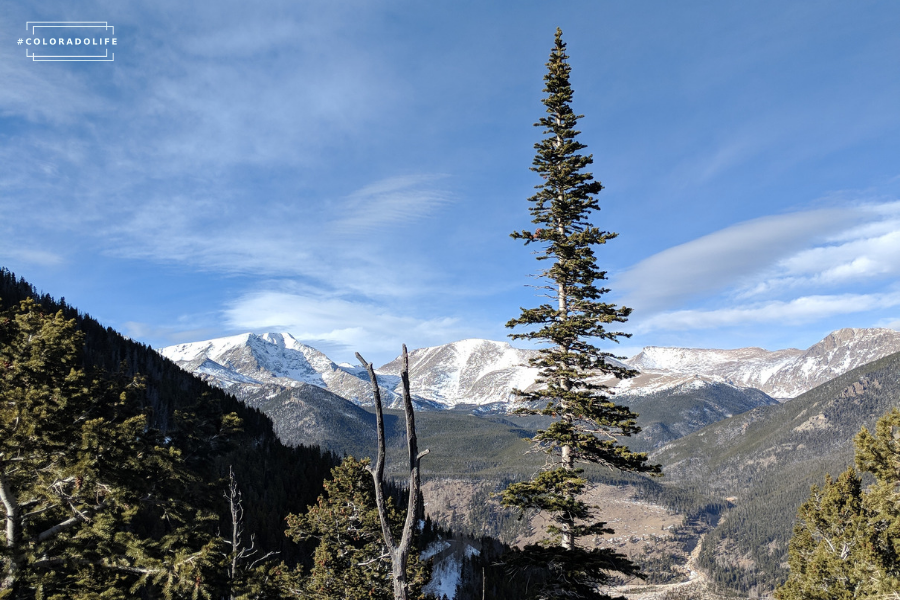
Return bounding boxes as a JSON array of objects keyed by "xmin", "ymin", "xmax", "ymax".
[
  {"xmin": 355, "ymin": 345, "xmax": 429, "ymax": 600},
  {"xmin": 222, "ymin": 466, "xmax": 276, "ymax": 600}
]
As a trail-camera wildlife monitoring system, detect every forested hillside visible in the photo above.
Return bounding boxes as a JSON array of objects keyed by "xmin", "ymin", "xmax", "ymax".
[
  {"xmin": 0, "ymin": 268, "xmax": 340, "ymax": 568},
  {"xmin": 625, "ymin": 381, "xmax": 778, "ymax": 453},
  {"xmin": 654, "ymin": 348, "xmax": 900, "ymax": 593},
  {"xmin": 0, "ymin": 268, "xmax": 545, "ymax": 599}
]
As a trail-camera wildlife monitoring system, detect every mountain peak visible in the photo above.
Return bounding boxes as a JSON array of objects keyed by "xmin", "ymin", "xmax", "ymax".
[
  {"xmin": 626, "ymin": 327, "xmax": 900, "ymax": 399},
  {"xmin": 160, "ymin": 326, "xmax": 900, "ymax": 409},
  {"xmin": 815, "ymin": 327, "xmax": 899, "ymax": 348}
]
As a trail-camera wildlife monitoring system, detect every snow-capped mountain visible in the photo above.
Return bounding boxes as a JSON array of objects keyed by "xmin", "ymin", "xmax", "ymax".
[
  {"xmin": 160, "ymin": 334, "xmax": 539, "ymax": 410},
  {"xmin": 624, "ymin": 328, "xmax": 900, "ymax": 399},
  {"xmin": 159, "ymin": 332, "xmax": 401, "ymax": 406},
  {"xmin": 377, "ymin": 339, "xmax": 541, "ymax": 408},
  {"xmin": 160, "ymin": 327, "xmax": 900, "ymax": 411}
]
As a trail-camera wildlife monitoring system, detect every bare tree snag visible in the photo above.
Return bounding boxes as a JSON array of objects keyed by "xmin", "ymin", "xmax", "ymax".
[
  {"xmin": 355, "ymin": 345, "xmax": 429, "ymax": 600},
  {"xmin": 222, "ymin": 466, "xmax": 276, "ymax": 600}
]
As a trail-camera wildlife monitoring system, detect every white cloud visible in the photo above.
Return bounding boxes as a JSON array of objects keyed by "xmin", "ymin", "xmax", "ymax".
[
  {"xmin": 223, "ymin": 289, "xmax": 472, "ymax": 364},
  {"xmin": 617, "ymin": 208, "xmax": 855, "ymax": 311},
  {"xmin": 619, "ymin": 199, "xmax": 900, "ymax": 335},
  {"xmin": 733, "ymin": 205, "xmax": 900, "ymax": 297},
  {"xmin": 636, "ymin": 291, "xmax": 900, "ymax": 332}
]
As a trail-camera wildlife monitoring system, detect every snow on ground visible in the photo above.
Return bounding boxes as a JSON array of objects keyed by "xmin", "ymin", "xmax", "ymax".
[{"xmin": 423, "ymin": 553, "xmax": 461, "ymax": 600}]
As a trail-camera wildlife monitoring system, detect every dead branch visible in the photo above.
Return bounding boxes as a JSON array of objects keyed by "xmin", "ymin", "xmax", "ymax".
[{"xmin": 355, "ymin": 344, "xmax": 429, "ymax": 600}]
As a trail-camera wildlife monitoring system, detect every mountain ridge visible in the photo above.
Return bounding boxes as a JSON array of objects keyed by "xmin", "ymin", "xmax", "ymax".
[
  {"xmin": 625, "ymin": 327, "xmax": 900, "ymax": 399},
  {"xmin": 161, "ymin": 327, "xmax": 900, "ymax": 409}
]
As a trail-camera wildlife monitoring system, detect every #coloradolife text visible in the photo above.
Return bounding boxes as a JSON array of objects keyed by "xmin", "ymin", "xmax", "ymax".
[{"xmin": 24, "ymin": 37, "xmax": 116, "ymax": 46}]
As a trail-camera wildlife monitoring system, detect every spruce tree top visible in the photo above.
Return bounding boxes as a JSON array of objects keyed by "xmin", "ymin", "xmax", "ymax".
[{"xmin": 509, "ymin": 28, "xmax": 633, "ymax": 370}]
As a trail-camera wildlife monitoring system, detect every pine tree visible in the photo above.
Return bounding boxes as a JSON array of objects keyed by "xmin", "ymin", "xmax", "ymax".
[
  {"xmin": 0, "ymin": 299, "xmax": 230, "ymax": 599},
  {"xmin": 776, "ymin": 469, "xmax": 874, "ymax": 600},
  {"xmin": 284, "ymin": 456, "xmax": 431, "ymax": 600},
  {"xmin": 777, "ymin": 409, "xmax": 900, "ymax": 599},
  {"xmin": 500, "ymin": 28, "xmax": 659, "ymax": 599}
]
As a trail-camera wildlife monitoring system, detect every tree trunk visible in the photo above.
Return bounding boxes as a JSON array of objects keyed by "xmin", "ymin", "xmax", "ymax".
[
  {"xmin": 357, "ymin": 345, "xmax": 429, "ymax": 600},
  {"xmin": 560, "ymin": 431, "xmax": 575, "ymax": 550},
  {"xmin": 391, "ymin": 557, "xmax": 409, "ymax": 600},
  {"xmin": 557, "ymin": 260, "xmax": 576, "ymax": 551},
  {"xmin": 0, "ymin": 467, "xmax": 22, "ymax": 591}
]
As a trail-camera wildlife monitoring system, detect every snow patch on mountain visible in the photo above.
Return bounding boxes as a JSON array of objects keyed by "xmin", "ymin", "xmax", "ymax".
[
  {"xmin": 377, "ymin": 339, "xmax": 541, "ymax": 408},
  {"xmin": 160, "ymin": 327, "xmax": 900, "ymax": 411},
  {"xmin": 624, "ymin": 328, "xmax": 900, "ymax": 399},
  {"xmin": 160, "ymin": 332, "xmax": 400, "ymax": 406}
]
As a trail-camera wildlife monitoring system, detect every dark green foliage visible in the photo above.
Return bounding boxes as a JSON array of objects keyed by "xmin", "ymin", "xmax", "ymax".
[
  {"xmin": 454, "ymin": 537, "xmax": 548, "ymax": 600},
  {"xmin": 0, "ymin": 299, "xmax": 226, "ymax": 599},
  {"xmin": 500, "ymin": 29, "xmax": 658, "ymax": 599},
  {"xmin": 777, "ymin": 409, "xmax": 900, "ymax": 599},
  {"xmin": 284, "ymin": 457, "xmax": 431, "ymax": 599},
  {"xmin": 776, "ymin": 469, "xmax": 873, "ymax": 599},
  {"xmin": 0, "ymin": 268, "xmax": 340, "ymax": 598},
  {"xmin": 503, "ymin": 545, "xmax": 635, "ymax": 600}
]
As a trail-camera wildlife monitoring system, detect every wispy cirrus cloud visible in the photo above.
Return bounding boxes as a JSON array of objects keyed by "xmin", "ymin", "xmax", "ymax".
[
  {"xmin": 331, "ymin": 175, "xmax": 451, "ymax": 234},
  {"xmin": 95, "ymin": 175, "xmax": 452, "ymax": 299}
]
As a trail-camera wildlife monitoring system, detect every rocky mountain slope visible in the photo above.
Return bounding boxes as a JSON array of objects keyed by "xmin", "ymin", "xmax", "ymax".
[
  {"xmin": 650, "ymin": 348, "xmax": 900, "ymax": 593},
  {"xmin": 376, "ymin": 339, "xmax": 540, "ymax": 409},
  {"xmin": 160, "ymin": 332, "xmax": 406, "ymax": 407},
  {"xmin": 241, "ymin": 383, "xmax": 384, "ymax": 459},
  {"xmin": 625, "ymin": 328, "xmax": 900, "ymax": 399}
]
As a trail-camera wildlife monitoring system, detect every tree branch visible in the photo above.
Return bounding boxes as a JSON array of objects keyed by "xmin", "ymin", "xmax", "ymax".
[
  {"xmin": 31, "ymin": 556, "xmax": 160, "ymax": 575},
  {"xmin": 24, "ymin": 503, "xmax": 59, "ymax": 519},
  {"xmin": 356, "ymin": 551, "xmax": 391, "ymax": 567},
  {"xmin": 355, "ymin": 351, "xmax": 396, "ymax": 554},
  {"xmin": 34, "ymin": 499, "xmax": 109, "ymax": 543}
]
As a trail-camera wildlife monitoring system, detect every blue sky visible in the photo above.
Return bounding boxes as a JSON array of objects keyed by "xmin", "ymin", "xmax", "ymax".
[{"xmin": 2, "ymin": 1, "xmax": 900, "ymax": 365}]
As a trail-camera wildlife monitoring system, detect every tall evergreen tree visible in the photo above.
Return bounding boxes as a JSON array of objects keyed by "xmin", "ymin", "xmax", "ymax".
[{"xmin": 500, "ymin": 28, "xmax": 659, "ymax": 599}]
